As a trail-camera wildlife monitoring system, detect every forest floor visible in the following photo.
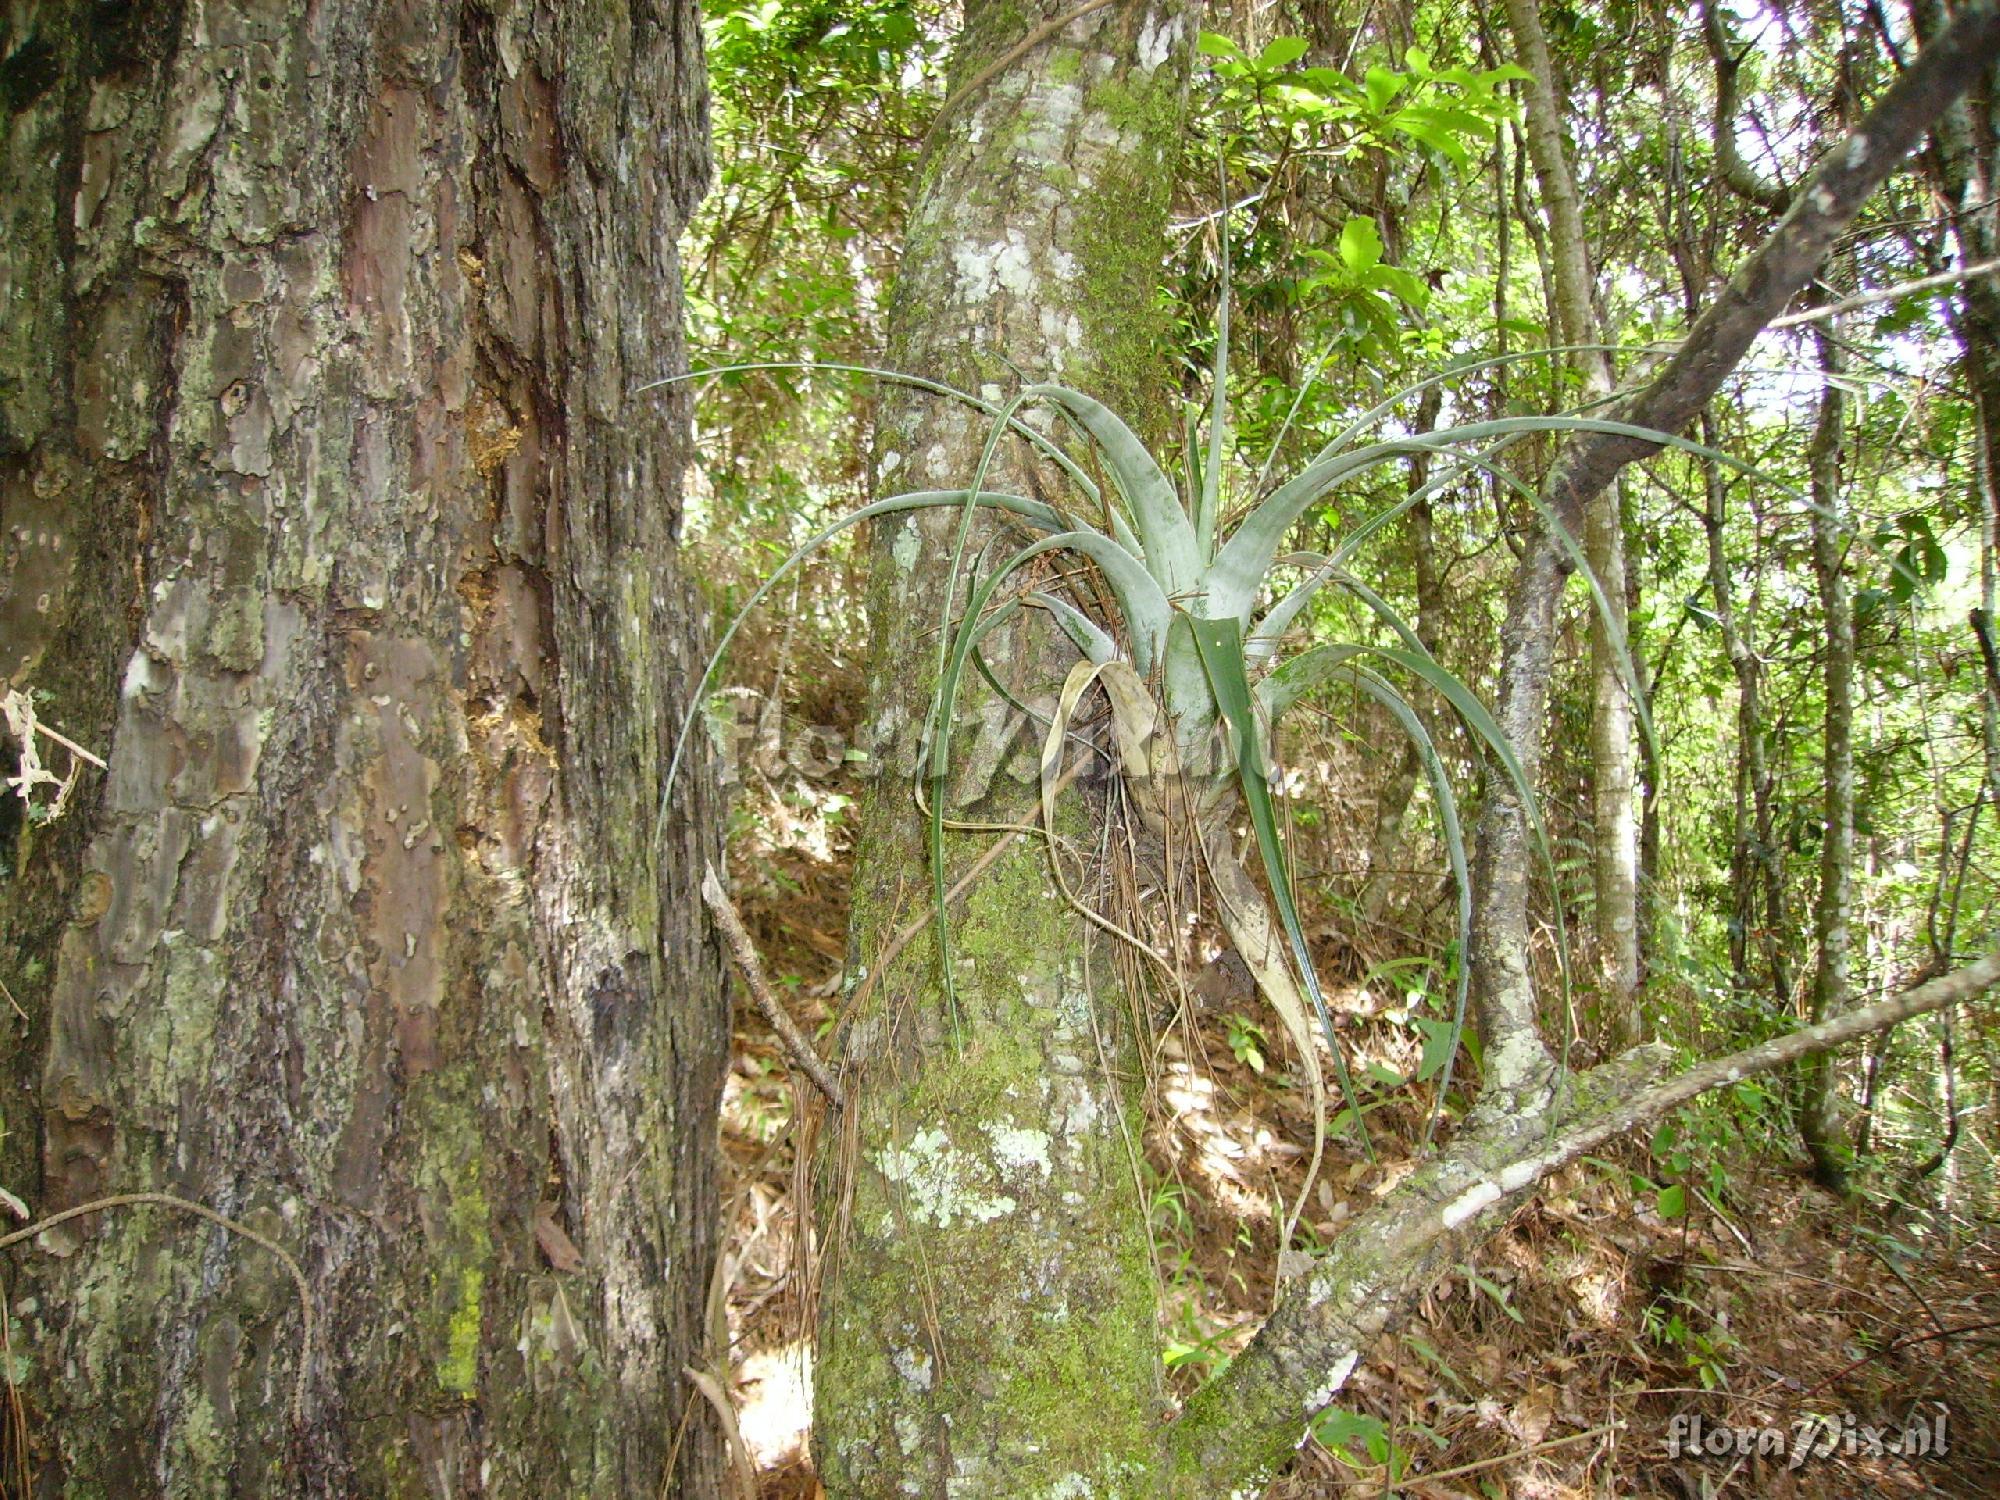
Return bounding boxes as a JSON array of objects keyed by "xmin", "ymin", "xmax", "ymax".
[{"xmin": 711, "ymin": 760, "xmax": 2000, "ymax": 1500}]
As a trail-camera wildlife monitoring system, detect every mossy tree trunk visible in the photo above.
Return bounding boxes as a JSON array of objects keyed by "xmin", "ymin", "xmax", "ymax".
[
  {"xmin": 812, "ymin": 2, "xmax": 1193, "ymax": 1493},
  {"xmin": 0, "ymin": 2, "xmax": 728, "ymax": 1493}
]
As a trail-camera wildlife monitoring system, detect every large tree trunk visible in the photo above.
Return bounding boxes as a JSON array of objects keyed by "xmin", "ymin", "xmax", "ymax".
[
  {"xmin": 812, "ymin": 2, "xmax": 1193, "ymax": 1492},
  {"xmin": 0, "ymin": 3, "xmax": 727, "ymax": 1493}
]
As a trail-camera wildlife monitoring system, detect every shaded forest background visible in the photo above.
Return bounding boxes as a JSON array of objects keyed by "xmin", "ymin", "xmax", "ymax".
[{"xmin": 686, "ymin": 0, "xmax": 2000, "ymax": 1492}]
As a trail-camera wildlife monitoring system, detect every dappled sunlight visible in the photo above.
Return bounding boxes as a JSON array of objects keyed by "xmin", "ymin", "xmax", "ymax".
[{"xmin": 734, "ymin": 1341, "xmax": 814, "ymax": 1470}]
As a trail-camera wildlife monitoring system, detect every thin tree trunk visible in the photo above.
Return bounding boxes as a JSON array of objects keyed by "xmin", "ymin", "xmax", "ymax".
[
  {"xmin": 1501, "ymin": 0, "xmax": 1643, "ymax": 1050},
  {"xmin": 1910, "ymin": 0, "xmax": 2000, "ymax": 810},
  {"xmin": 1698, "ymin": 415, "xmax": 1796, "ymax": 1013},
  {"xmin": 0, "ymin": 3, "xmax": 726, "ymax": 1492},
  {"xmin": 1361, "ymin": 387, "xmax": 1445, "ymax": 923},
  {"xmin": 1799, "ymin": 326, "xmax": 1857, "ymax": 1193}
]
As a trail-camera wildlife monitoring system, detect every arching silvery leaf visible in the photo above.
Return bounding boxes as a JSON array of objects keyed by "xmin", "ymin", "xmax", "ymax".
[
  {"xmin": 1187, "ymin": 611, "xmax": 1374, "ymax": 1159},
  {"xmin": 1026, "ymin": 384, "xmax": 1203, "ymax": 601},
  {"xmin": 662, "ymin": 486, "xmax": 1072, "ymax": 813},
  {"xmin": 1320, "ymin": 661, "xmax": 1471, "ymax": 1149}
]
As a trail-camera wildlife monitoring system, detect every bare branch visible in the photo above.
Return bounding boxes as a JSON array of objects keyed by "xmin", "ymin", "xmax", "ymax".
[
  {"xmin": 1699, "ymin": 0, "xmax": 1792, "ymax": 211},
  {"xmin": 1165, "ymin": 950, "xmax": 2000, "ymax": 1494},
  {"xmin": 702, "ymin": 864, "xmax": 846, "ymax": 1109},
  {"xmin": 1767, "ymin": 255, "xmax": 2000, "ymax": 326},
  {"xmin": 1542, "ymin": 0, "xmax": 2000, "ymax": 541},
  {"xmin": 1538, "ymin": 950, "xmax": 2000, "ymax": 1179}
]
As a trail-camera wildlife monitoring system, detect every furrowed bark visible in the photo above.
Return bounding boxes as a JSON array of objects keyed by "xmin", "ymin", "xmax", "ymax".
[{"xmin": 0, "ymin": 3, "xmax": 726, "ymax": 1493}]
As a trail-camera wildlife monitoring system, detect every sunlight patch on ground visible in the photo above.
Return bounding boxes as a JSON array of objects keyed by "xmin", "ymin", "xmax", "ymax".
[{"xmin": 735, "ymin": 1340, "xmax": 814, "ymax": 1467}]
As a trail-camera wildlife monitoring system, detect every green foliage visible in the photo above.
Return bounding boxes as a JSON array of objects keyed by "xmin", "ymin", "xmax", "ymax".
[
  {"xmin": 1225, "ymin": 1012, "xmax": 1269, "ymax": 1074},
  {"xmin": 680, "ymin": 0, "xmax": 2000, "ymax": 1238}
]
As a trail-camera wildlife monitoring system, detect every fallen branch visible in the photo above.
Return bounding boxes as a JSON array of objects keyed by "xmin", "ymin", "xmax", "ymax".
[
  {"xmin": 702, "ymin": 863, "xmax": 846, "ymax": 1109},
  {"xmin": 1167, "ymin": 950, "xmax": 2000, "ymax": 1493}
]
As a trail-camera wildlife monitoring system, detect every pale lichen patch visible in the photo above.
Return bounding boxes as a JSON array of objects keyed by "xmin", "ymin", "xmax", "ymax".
[
  {"xmin": 1304, "ymin": 1348, "xmax": 1359, "ymax": 1412},
  {"xmin": 985, "ymin": 1123, "xmax": 1053, "ymax": 1178},
  {"xmin": 892, "ymin": 516, "xmax": 923, "ymax": 573},
  {"xmin": 1135, "ymin": 13, "xmax": 1180, "ymax": 73},
  {"xmin": 891, "ymin": 1343, "xmax": 934, "ymax": 1392},
  {"xmin": 875, "ymin": 1126, "xmax": 1018, "ymax": 1228}
]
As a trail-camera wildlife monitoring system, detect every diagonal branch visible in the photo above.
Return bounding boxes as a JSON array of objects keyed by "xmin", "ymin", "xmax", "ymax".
[
  {"xmin": 1469, "ymin": 0, "xmax": 2000, "ymax": 1072},
  {"xmin": 1167, "ymin": 4, "xmax": 2000, "ymax": 1487},
  {"xmin": 1540, "ymin": 0, "xmax": 2000, "ymax": 543},
  {"xmin": 1164, "ymin": 951, "xmax": 2000, "ymax": 1494}
]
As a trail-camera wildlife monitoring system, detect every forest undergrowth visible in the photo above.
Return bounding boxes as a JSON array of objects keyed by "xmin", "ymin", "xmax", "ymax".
[{"xmin": 706, "ymin": 623, "xmax": 2000, "ymax": 1500}]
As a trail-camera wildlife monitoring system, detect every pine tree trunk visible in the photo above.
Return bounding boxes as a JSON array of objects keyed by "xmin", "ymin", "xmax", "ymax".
[{"xmin": 0, "ymin": 3, "xmax": 727, "ymax": 1493}]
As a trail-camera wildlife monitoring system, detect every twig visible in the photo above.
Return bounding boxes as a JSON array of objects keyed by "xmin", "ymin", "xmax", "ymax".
[
  {"xmin": 1768, "ymin": 256, "xmax": 2000, "ymax": 328},
  {"xmin": 703, "ymin": 864, "xmax": 847, "ymax": 1109},
  {"xmin": 1399, "ymin": 1422, "xmax": 1621, "ymax": 1486},
  {"xmin": 1802, "ymin": 1318, "xmax": 2000, "ymax": 1397},
  {"xmin": 22, "ymin": 715, "xmax": 107, "ymax": 770},
  {"xmin": 0, "ymin": 1191, "xmax": 312, "ymax": 1429}
]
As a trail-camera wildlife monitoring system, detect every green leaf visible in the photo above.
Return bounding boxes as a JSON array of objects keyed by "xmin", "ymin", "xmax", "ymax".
[
  {"xmin": 1187, "ymin": 613, "xmax": 1374, "ymax": 1159},
  {"xmin": 1197, "ymin": 30, "xmax": 1241, "ymax": 57},
  {"xmin": 1365, "ymin": 263, "xmax": 1428, "ymax": 306},
  {"xmin": 1257, "ymin": 34, "xmax": 1309, "ymax": 70},
  {"xmin": 1388, "ymin": 111, "xmax": 1470, "ymax": 166},
  {"xmin": 1338, "ymin": 216, "xmax": 1383, "ymax": 273},
  {"xmin": 1023, "ymin": 591, "xmax": 1110, "ymax": 663},
  {"xmin": 1657, "ymin": 1184, "xmax": 1688, "ymax": 1220},
  {"xmin": 1466, "ymin": 1268, "xmax": 1524, "ymax": 1322},
  {"xmin": 1312, "ymin": 1407, "xmax": 1390, "ymax": 1464},
  {"xmin": 1363, "ymin": 64, "xmax": 1405, "ymax": 112},
  {"xmin": 1298, "ymin": 65, "xmax": 1362, "ymax": 100},
  {"xmin": 1414, "ymin": 1016, "xmax": 1458, "ymax": 1082}
]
